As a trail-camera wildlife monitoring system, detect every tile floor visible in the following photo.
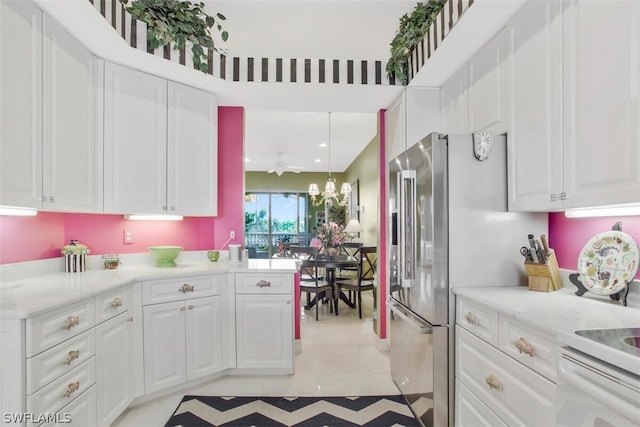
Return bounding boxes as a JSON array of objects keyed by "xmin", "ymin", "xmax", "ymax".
[{"xmin": 112, "ymin": 292, "xmax": 398, "ymax": 426}]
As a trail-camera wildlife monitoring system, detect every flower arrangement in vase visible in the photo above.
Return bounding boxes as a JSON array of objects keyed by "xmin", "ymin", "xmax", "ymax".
[{"xmin": 316, "ymin": 222, "xmax": 347, "ymax": 256}]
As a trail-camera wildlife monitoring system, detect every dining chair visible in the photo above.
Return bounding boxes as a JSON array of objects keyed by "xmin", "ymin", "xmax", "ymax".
[
  {"xmin": 335, "ymin": 242, "xmax": 362, "ymax": 301},
  {"xmin": 289, "ymin": 246, "xmax": 332, "ymax": 320},
  {"xmin": 282, "ymin": 241, "xmax": 300, "ymax": 257},
  {"xmin": 337, "ymin": 246, "xmax": 377, "ymax": 319}
]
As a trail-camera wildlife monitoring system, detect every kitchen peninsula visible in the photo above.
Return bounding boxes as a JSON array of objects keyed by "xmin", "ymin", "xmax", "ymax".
[{"xmin": 0, "ymin": 254, "xmax": 298, "ymax": 427}]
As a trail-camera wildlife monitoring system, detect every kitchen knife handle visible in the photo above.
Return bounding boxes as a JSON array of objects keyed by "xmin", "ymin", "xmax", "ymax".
[{"xmin": 540, "ymin": 234, "xmax": 550, "ymax": 255}]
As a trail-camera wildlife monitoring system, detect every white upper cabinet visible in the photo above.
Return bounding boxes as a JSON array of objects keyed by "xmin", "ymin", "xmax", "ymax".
[
  {"xmin": 167, "ymin": 82, "xmax": 218, "ymax": 216},
  {"xmin": 43, "ymin": 15, "xmax": 102, "ymax": 212},
  {"xmin": 0, "ymin": 3, "xmax": 100, "ymax": 212},
  {"xmin": 467, "ymin": 28, "xmax": 508, "ymax": 135},
  {"xmin": 386, "ymin": 92, "xmax": 406, "ymax": 161},
  {"xmin": 405, "ymin": 87, "xmax": 441, "ymax": 146},
  {"xmin": 507, "ymin": 0, "xmax": 639, "ymax": 211},
  {"xmin": 104, "ymin": 63, "xmax": 168, "ymax": 214},
  {"xmin": 0, "ymin": 1, "xmax": 43, "ymax": 209},
  {"xmin": 386, "ymin": 87, "xmax": 440, "ymax": 161},
  {"xmin": 506, "ymin": 0, "xmax": 563, "ymax": 211},
  {"xmin": 104, "ymin": 63, "xmax": 218, "ymax": 216},
  {"xmin": 562, "ymin": 0, "xmax": 640, "ymax": 208},
  {"xmin": 440, "ymin": 64, "xmax": 469, "ymax": 135}
]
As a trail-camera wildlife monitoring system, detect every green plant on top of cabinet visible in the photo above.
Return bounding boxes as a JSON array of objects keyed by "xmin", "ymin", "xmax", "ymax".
[
  {"xmin": 103, "ymin": 62, "xmax": 218, "ymax": 216},
  {"xmin": 0, "ymin": 2, "xmax": 101, "ymax": 212}
]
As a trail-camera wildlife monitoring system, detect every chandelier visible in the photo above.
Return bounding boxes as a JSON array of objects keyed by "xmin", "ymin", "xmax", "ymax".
[{"xmin": 308, "ymin": 112, "xmax": 351, "ymax": 207}]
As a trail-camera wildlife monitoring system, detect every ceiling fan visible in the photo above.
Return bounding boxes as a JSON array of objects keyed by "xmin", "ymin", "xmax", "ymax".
[{"xmin": 267, "ymin": 152, "xmax": 304, "ymax": 176}]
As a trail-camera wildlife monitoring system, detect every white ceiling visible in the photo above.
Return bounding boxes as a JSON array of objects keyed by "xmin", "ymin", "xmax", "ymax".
[{"xmin": 204, "ymin": 0, "xmax": 417, "ymax": 173}]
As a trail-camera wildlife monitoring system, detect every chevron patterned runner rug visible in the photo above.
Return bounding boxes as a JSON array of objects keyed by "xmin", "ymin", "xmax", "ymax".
[{"xmin": 164, "ymin": 395, "xmax": 420, "ymax": 427}]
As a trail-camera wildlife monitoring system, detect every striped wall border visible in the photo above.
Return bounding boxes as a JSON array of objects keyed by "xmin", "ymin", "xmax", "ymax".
[
  {"xmin": 409, "ymin": 0, "xmax": 473, "ymax": 81},
  {"xmin": 90, "ymin": 0, "xmax": 473, "ymax": 87}
]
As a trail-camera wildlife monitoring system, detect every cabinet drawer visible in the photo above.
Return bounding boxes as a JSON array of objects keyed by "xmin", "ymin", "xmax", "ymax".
[
  {"xmin": 456, "ymin": 296, "xmax": 498, "ymax": 346},
  {"xmin": 143, "ymin": 274, "xmax": 220, "ymax": 305},
  {"xmin": 498, "ymin": 315, "xmax": 557, "ymax": 383},
  {"xmin": 95, "ymin": 285, "xmax": 133, "ymax": 324},
  {"xmin": 26, "ymin": 357, "xmax": 96, "ymax": 419},
  {"xmin": 26, "ymin": 329, "xmax": 95, "ymax": 395},
  {"xmin": 455, "ymin": 379, "xmax": 507, "ymax": 427},
  {"xmin": 235, "ymin": 273, "xmax": 293, "ymax": 294},
  {"xmin": 455, "ymin": 326, "xmax": 555, "ymax": 427},
  {"xmin": 26, "ymin": 299, "xmax": 95, "ymax": 357},
  {"xmin": 38, "ymin": 384, "xmax": 96, "ymax": 427}
]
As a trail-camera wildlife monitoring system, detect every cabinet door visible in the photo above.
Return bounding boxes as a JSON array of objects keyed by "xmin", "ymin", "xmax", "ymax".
[
  {"xmin": 104, "ymin": 62, "xmax": 167, "ymax": 214},
  {"xmin": 185, "ymin": 296, "xmax": 222, "ymax": 380},
  {"xmin": 95, "ymin": 312, "xmax": 134, "ymax": 427},
  {"xmin": 563, "ymin": 0, "xmax": 640, "ymax": 208},
  {"xmin": 143, "ymin": 301, "xmax": 186, "ymax": 393},
  {"xmin": 167, "ymin": 82, "xmax": 218, "ymax": 216},
  {"xmin": 236, "ymin": 294, "xmax": 293, "ymax": 370},
  {"xmin": 0, "ymin": 1, "xmax": 43, "ymax": 208},
  {"xmin": 468, "ymin": 28, "xmax": 508, "ymax": 135},
  {"xmin": 385, "ymin": 92, "xmax": 406, "ymax": 161},
  {"xmin": 506, "ymin": 0, "xmax": 564, "ymax": 211},
  {"xmin": 42, "ymin": 16, "xmax": 101, "ymax": 212},
  {"xmin": 405, "ymin": 87, "xmax": 441, "ymax": 147},
  {"xmin": 440, "ymin": 64, "xmax": 468, "ymax": 135}
]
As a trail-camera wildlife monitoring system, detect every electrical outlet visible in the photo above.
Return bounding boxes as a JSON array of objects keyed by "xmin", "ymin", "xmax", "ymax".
[
  {"xmin": 123, "ymin": 229, "xmax": 133, "ymax": 244},
  {"xmin": 230, "ymin": 230, "xmax": 235, "ymax": 240}
]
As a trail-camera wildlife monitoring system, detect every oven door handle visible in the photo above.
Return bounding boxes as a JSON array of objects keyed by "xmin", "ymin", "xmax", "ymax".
[
  {"xmin": 559, "ymin": 356, "xmax": 639, "ymax": 421},
  {"xmin": 389, "ymin": 301, "xmax": 432, "ymax": 335}
]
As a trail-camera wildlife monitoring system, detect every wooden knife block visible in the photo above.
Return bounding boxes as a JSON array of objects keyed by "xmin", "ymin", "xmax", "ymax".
[{"xmin": 524, "ymin": 250, "xmax": 562, "ymax": 292}]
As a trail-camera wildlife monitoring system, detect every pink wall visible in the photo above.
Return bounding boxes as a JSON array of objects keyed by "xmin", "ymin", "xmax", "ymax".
[
  {"xmin": 549, "ymin": 213, "xmax": 640, "ymax": 279},
  {"xmin": 0, "ymin": 106, "xmax": 245, "ymax": 265},
  {"xmin": 378, "ymin": 109, "xmax": 387, "ymax": 339}
]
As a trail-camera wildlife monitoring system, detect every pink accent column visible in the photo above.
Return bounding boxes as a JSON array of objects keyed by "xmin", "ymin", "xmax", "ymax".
[{"xmin": 378, "ymin": 109, "xmax": 387, "ymax": 339}]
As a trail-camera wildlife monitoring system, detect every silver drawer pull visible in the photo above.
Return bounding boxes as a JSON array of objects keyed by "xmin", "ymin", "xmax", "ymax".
[
  {"xmin": 63, "ymin": 316, "xmax": 80, "ymax": 331},
  {"xmin": 179, "ymin": 284, "xmax": 195, "ymax": 293},
  {"xmin": 514, "ymin": 337, "xmax": 535, "ymax": 357},
  {"xmin": 256, "ymin": 280, "xmax": 271, "ymax": 288},
  {"xmin": 465, "ymin": 312, "xmax": 478, "ymax": 326},
  {"xmin": 62, "ymin": 350, "xmax": 80, "ymax": 365},
  {"xmin": 485, "ymin": 374, "xmax": 503, "ymax": 392},
  {"xmin": 111, "ymin": 297, "xmax": 123, "ymax": 308},
  {"xmin": 63, "ymin": 382, "xmax": 80, "ymax": 398}
]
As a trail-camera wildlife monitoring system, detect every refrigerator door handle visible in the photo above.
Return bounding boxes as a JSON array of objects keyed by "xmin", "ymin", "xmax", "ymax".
[
  {"xmin": 389, "ymin": 301, "xmax": 432, "ymax": 335},
  {"xmin": 398, "ymin": 170, "xmax": 416, "ymax": 286}
]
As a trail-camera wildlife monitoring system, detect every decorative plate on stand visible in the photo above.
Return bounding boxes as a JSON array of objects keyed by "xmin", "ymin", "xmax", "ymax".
[{"xmin": 576, "ymin": 230, "xmax": 639, "ymax": 295}]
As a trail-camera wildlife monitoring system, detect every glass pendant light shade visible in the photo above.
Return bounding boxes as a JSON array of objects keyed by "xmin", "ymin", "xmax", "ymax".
[
  {"xmin": 325, "ymin": 179, "xmax": 336, "ymax": 194},
  {"xmin": 340, "ymin": 182, "xmax": 351, "ymax": 195},
  {"xmin": 308, "ymin": 183, "xmax": 320, "ymax": 196}
]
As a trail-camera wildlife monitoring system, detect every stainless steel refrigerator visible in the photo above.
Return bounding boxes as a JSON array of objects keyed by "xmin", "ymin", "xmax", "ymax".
[{"xmin": 388, "ymin": 133, "xmax": 547, "ymax": 426}]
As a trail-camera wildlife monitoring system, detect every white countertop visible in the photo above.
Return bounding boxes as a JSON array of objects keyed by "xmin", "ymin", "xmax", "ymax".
[
  {"xmin": 0, "ymin": 253, "xmax": 298, "ymax": 319},
  {"xmin": 453, "ymin": 286, "xmax": 640, "ymax": 376}
]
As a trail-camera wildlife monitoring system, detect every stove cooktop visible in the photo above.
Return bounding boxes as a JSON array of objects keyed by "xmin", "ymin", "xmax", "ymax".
[{"xmin": 575, "ymin": 327, "xmax": 640, "ymax": 358}]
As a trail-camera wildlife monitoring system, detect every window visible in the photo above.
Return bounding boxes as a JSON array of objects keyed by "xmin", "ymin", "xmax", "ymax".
[{"xmin": 244, "ymin": 192, "xmax": 312, "ymax": 258}]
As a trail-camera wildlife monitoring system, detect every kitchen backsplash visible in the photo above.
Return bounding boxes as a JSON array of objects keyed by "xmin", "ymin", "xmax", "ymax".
[{"xmin": 549, "ymin": 213, "xmax": 640, "ymax": 280}]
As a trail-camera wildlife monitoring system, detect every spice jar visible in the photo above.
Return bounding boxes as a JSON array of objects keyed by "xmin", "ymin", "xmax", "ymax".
[{"xmin": 102, "ymin": 254, "xmax": 120, "ymax": 270}]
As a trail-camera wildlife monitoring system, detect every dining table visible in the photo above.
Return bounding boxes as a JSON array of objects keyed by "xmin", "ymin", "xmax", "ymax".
[{"xmin": 304, "ymin": 254, "xmax": 360, "ymax": 315}]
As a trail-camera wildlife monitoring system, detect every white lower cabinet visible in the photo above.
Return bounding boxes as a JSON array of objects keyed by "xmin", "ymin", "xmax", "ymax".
[
  {"xmin": 95, "ymin": 311, "xmax": 135, "ymax": 427},
  {"xmin": 40, "ymin": 385, "xmax": 96, "ymax": 427},
  {"xmin": 143, "ymin": 295, "xmax": 222, "ymax": 394},
  {"xmin": 234, "ymin": 273, "xmax": 294, "ymax": 372},
  {"xmin": 455, "ymin": 296, "xmax": 556, "ymax": 427}
]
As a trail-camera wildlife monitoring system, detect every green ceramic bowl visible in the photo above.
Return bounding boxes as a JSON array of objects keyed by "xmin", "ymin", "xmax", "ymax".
[{"xmin": 148, "ymin": 246, "xmax": 183, "ymax": 267}]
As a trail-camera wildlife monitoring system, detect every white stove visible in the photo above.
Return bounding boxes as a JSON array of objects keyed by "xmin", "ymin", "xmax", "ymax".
[{"xmin": 557, "ymin": 327, "xmax": 640, "ymax": 426}]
